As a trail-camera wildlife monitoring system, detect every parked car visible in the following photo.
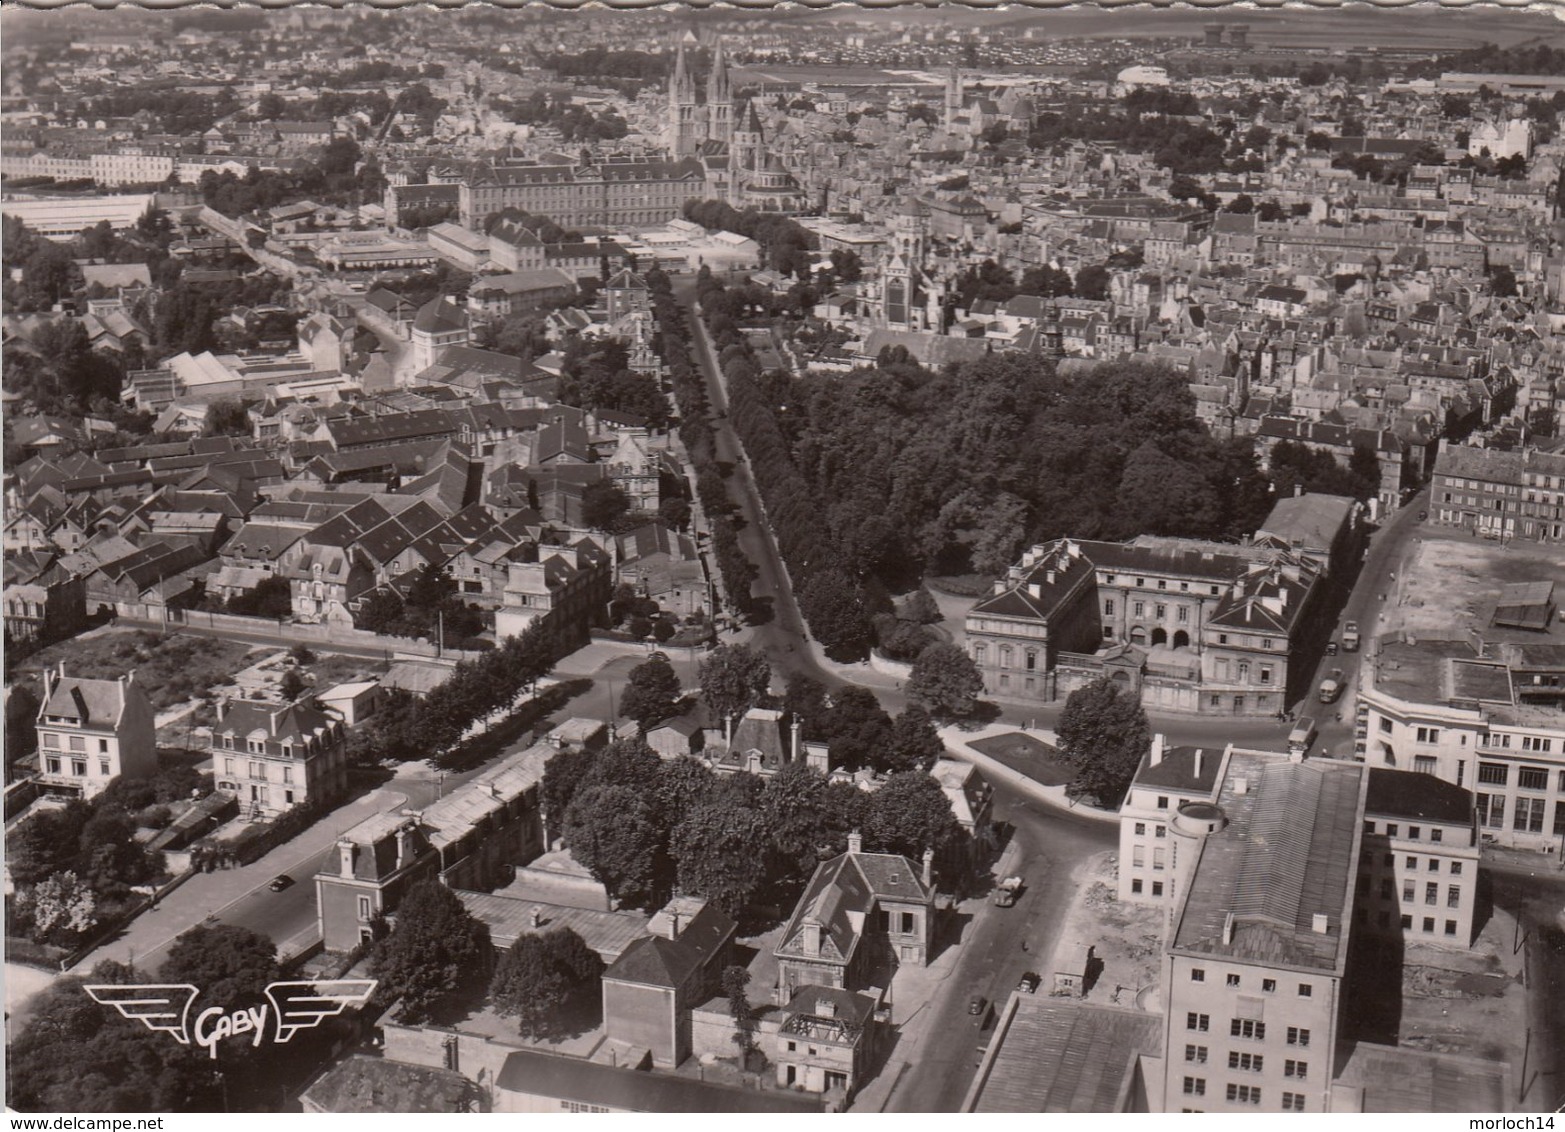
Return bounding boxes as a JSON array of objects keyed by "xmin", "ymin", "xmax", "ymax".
[
  {"xmin": 1318, "ymin": 669, "xmax": 1344, "ymax": 704},
  {"xmin": 268, "ymin": 874, "xmax": 294, "ymax": 892},
  {"xmin": 1326, "ymin": 640, "xmax": 1338, "ymax": 656},
  {"xmin": 1018, "ymin": 971, "xmax": 1041, "ymax": 994},
  {"xmin": 1418, "ymin": 510, "xmax": 1428, "ymax": 521},
  {"xmin": 969, "ymin": 995, "xmax": 987, "ymax": 1017},
  {"xmin": 1342, "ymin": 621, "xmax": 1360, "ymax": 651}
]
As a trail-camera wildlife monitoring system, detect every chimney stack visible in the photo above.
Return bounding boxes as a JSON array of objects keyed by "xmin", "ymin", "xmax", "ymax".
[
  {"xmin": 1150, "ymin": 733, "xmax": 1166, "ymax": 766},
  {"xmin": 1312, "ymin": 913, "xmax": 1330, "ymax": 934},
  {"xmin": 666, "ymin": 910, "xmax": 681, "ymax": 940},
  {"xmin": 530, "ymin": 908, "xmax": 542, "ymax": 929},
  {"xmin": 338, "ymin": 840, "xmax": 356, "ymax": 878},
  {"xmin": 1222, "ymin": 911, "xmax": 1235, "ymax": 945},
  {"xmin": 791, "ymin": 716, "xmax": 801, "ymax": 763},
  {"xmin": 1194, "ymin": 749, "xmax": 1205, "ymax": 779},
  {"xmin": 847, "ymin": 830, "xmax": 863, "ymax": 855},
  {"xmin": 921, "ymin": 847, "xmax": 934, "ymax": 887},
  {"xmin": 725, "ymin": 712, "xmax": 734, "ymax": 748}
]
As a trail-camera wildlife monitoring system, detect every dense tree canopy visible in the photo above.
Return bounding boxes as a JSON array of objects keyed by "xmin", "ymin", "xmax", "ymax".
[
  {"xmin": 906, "ymin": 643, "xmax": 984, "ymax": 719},
  {"xmin": 371, "ymin": 879, "xmax": 491, "ymax": 1022}
]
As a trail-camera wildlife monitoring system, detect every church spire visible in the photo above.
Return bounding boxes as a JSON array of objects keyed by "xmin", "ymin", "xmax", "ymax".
[{"xmin": 706, "ymin": 38, "xmax": 733, "ymax": 146}]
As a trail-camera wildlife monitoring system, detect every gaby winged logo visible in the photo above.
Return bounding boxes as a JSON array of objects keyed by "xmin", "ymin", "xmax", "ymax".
[{"xmin": 84, "ymin": 979, "xmax": 377, "ymax": 1059}]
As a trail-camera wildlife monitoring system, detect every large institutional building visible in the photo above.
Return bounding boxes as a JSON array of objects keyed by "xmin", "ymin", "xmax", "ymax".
[
  {"xmin": 455, "ymin": 38, "xmax": 807, "ymax": 233},
  {"xmin": 967, "ymin": 743, "xmax": 1501, "ymax": 1113}
]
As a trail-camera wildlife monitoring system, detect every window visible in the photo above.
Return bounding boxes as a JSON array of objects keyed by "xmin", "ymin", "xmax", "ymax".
[
  {"xmin": 1408, "ymin": 826, "xmax": 1420, "ymax": 840},
  {"xmin": 1430, "ymin": 829, "xmax": 1443, "ymax": 843},
  {"xmin": 1446, "ymin": 920, "xmax": 1458, "ymax": 936},
  {"xmin": 1405, "ymin": 856, "xmax": 1417, "ymax": 869},
  {"xmin": 1519, "ymin": 767, "xmax": 1549, "ymax": 791},
  {"xmin": 1285, "ymin": 1060, "xmax": 1308, "ymax": 1079},
  {"xmin": 1414, "ymin": 755, "xmax": 1437, "ymax": 775},
  {"xmin": 1402, "ymin": 914, "xmax": 1413, "ymax": 929},
  {"xmin": 1386, "ymin": 824, "xmax": 1399, "ymax": 837},
  {"xmin": 249, "ymin": 762, "xmax": 265, "ymax": 779},
  {"xmin": 1153, "ymin": 848, "xmax": 1166, "ymax": 871},
  {"xmin": 1262, "ymin": 979, "xmax": 1276, "ymax": 993},
  {"xmin": 1428, "ymin": 858, "xmax": 1439, "ymax": 872},
  {"xmin": 1156, "ymin": 603, "xmax": 1167, "ymax": 619},
  {"xmin": 1135, "ymin": 822, "xmax": 1146, "ymax": 835},
  {"xmin": 1226, "ymin": 1084, "xmax": 1261, "ymax": 1105},
  {"xmin": 1230, "ymin": 1019, "xmax": 1265, "ymax": 1040},
  {"xmin": 1178, "ymin": 606, "xmax": 1189, "ymax": 622},
  {"xmin": 1157, "ymin": 579, "xmax": 1167, "ymax": 591},
  {"xmin": 1155, "ymin": 825, "xmax": 1167, "ymax": 839},
  {"xmin": 1187, "ymin": 1013, "xmax": 1210, "ymax": 1032},
  {"xmin": 1380, "ymin": 718, "xmax": 1394, "ymax": 734},
  {"xmin": 357, "ymin": 896, "xmax": 372, "ymax": 921},
  {"xmin": 1131, "ymin": 878, "xmax": 1143, "ymax": 894},
  {"xmin": 1183, "ymin": 1077, "xmax": 1206, "ymax": 1096},
  {"xmin": 69, "ymin": 736, "xmax": 85, "ymax": 752},
  {"xmin": 98, "ymin": 758, "xmax": 109, "ymax": 776},
  {"xmin": 1185, "ymin": 1045, "xmax": 1208, "ymax": 1063},
  {"xmin": 1152, "ymin": 881, "xmax": 1164, "ymax": 896},
  {"xmin": 1157, "ymin": 796, "xmax": 1169, "ymax": 810},
  {"xmin": 1298, "ymin": 983, "xmax": 1312, "ymax": 998},
  {"xmin": 1133, "ymin": 846, "xmax": 1145, "ymax": 867},
  {"xmin": 97, "ymin": 739, "xmax": 108, "ymax": 754},
  {"xmin": 41, "ymin": 733, "xmax": 58, "ymax": 749},
  {"xmin": 45, "ymin": 756, "xmax": 60, "ymax": 775},
  {"xmin": 1423, "ymin": 916, "xmax": 1436, "ymax": 933},
  {"xmin": 1226, "ymin": 974, "xmax": 1241, "ymax": 988},
  {"xmin": 1478, "ymin": 762, "xmax": 1508, "ymax": 786},
  {"xmin": 1447, "ymin": 885, "xmax": 1462, "ymax": 908},
  {"xmin": 1260, "ymin": 666, "xmax": 1273, "ymax": 685},
  {"xmin": 1402, "ymin": 881, "xmax": 1415, "ymax": 903},
  {"xmin": 1416, "ymin": 727, "xmax": 1440, "ymax": 744},
  {"xmin": 1287, "ymin": 1027, "xmax": 1310, "ymax": 1048},
  {"xmin": 1282, "ymin": 1092, "xmax": 1306, "ymax": 1111},
  {"xmin": 1104, "ymin": 600, "xmax": 1115, "ymax": 616},
  {"xmin": 72, "ymin": 759, "xmax": 86, "ymax": 777},
  {"xmin": 283, "ymin": 767, "xmax": 294, "ymax": 785},
  {"xmin": 1522, "ymin": 737, "xmax": 1554, "ymax": 753},
  {"xmin": 1514, "ymin": 797, "xmax": 1546, "ymax": 833},
  {"xmin": 1191, "ymin": 968, "xmax": 1206, "ymax": 982},
  {"xmin": 1426, "ymin": 882, "xmax": 1438, "ymax": 905},
  {"xmin": 1477, "ymin": 794, "xmax": 1504, "ymax": 829},
  {"xmin": 1134, "ymin": 601, "xmax": 1145, "ymax": 618},
  {"xmin": 1228, "ymin": 1052, "xmax": 1263, "ymax": 1072}
]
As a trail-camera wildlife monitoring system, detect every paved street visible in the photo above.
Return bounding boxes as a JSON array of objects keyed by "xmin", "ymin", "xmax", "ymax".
[{"xmin": 879, "ymin": 783, "xmax": 1118, "ymax": 1112}]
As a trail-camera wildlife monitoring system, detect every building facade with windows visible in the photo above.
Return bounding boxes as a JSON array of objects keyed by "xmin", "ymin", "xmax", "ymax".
[
  {"xmin": 1429, "ymin": 441, "xmax": 1565, "ymax": 544},
  {"xmin": 1159, "ymin": 752, "xmax": 1365, "ymax": 1114},
  {"xmin": 1356, "ymin": 768, "xmax": 1480, "ymax": 946},
  {"xmin": 211, "ymin": 699, "xmax": 349, "ymax": 819},
  {"xmin": 1358, "ymin": 637, "xmax": 1565, "ymax": 851},
  {"xmin": 34, "ymin": 664, "xmax": 156, "ymax": 799},
  {"xmin": 967, "ymin": 537, "xmax": 1323, "ymax": 717},
  {"xmin": 1117, "ymin": 738, "xmax": 1228, "ymax": 910}
]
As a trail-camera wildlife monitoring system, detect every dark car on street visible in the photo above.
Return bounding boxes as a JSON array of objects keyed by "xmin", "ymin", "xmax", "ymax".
[
  {"xmin": 269, "ymin": 874, "xmax": 294, "ymax": 892},
  {"xmin": 969, "ymin": 994, "xmax": 987, "ymax": 1016}
]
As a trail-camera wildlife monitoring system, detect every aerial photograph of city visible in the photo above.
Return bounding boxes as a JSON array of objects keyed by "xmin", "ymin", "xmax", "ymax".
[{"xmin": 1, "ymin": 0, "xmax": 1563, "ymax": 1116}]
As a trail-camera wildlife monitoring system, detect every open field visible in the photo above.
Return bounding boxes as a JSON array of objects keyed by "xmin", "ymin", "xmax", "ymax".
[
  {"xmin": 15, "ymin": 630, "xmax": 259, "ymax": 712},
  {"xmin": 1388, "ymin": 529, "xmax": 1565, "ymax": 640}
]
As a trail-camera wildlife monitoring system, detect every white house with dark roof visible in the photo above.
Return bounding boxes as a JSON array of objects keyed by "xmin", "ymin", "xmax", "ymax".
[
  {"xmin": 211, "ymin": 698, "xmax": 348, "ymax": 819},
  {"xmin": 34, "ymin": 663, "xmax": 156, "ymax": 798},
  {"xmin": 773, "ymin": 832, "xmax": 934, "ymax": 1004}
]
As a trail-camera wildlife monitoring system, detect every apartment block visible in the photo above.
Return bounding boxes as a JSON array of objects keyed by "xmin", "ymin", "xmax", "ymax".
[
  {"xmin": 34, "ymin": 664, "xmax": 157, "ymax": 799},
  {"xmin": 1430, "ymin": 442, "xmax": 1565, "ymax": 544}
]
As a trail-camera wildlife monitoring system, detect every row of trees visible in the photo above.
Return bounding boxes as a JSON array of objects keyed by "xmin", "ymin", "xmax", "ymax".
[
  {"xmin": 542, "ymin": 731, "xmax": 968, "ymax": 918},
  {"xmin": 348, "ymin": 619, "xmax": 558, "ymax": 763},
  {"xmin": 645, "ymin": 266, "xmax": 757, "ymax": 617},
  {"xmin": 682, "ymin": 199, "xmax": 820, "ymax": 279}
]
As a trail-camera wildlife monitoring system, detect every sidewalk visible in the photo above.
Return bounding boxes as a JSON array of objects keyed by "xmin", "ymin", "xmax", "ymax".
[{"xmin": 939, "ymin": 722, "xmax": 1118, "ymax": 826}]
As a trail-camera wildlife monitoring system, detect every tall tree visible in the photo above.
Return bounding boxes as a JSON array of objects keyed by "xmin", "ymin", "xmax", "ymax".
[
  {"xmin": 1054, "ymin": 676, "xmax": 1151, "ymax": 807},
  {"xmin": 799, "ymin": 568, "xmax": 874, "ymax": 660},
  {"xmin": 670, "ymin": 798, "xmax": 769, "ymax": 916},
  {"xmin": 561, "ymin": 784, "xmax": 666, "ymax": 909},
  {"xmin": 883, "ymin": 705, "xmax": 947, "ymax": 774},
  {"xmin": 371, "ymin": 879, "xmax": 492, "ymax": 1022},
  {"xmin": 490, "ymin": 934, "xmax": 566, "ymax": 1038},
  {"xmin": 906, "ymin": 643, "xmax": 984, "ymax": 719},
  {"xmin": 819, "ymin": 686, "xmax": 893, "ymax": 771},
  {"xmin": 865, "ymin": 772, "xmax": 964, "ymax": 868},
  {"xmin": 620, "ymin": 654, "xmax": 684, "ymax": 730},
  {"xmin": 159, "ymin": 924, "xmax": 281, "ymax": 1011},
  {"xmin": 698, "ymin": 644, "xmax": 771, "ymax": 724}
]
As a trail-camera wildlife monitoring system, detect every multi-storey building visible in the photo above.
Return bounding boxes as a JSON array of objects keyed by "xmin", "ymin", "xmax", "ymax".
[
  {"xmin": 1117, "ymin": 737, "xmax": 1227, "ymax": 910},
  {"xmin": 772, "ymin": 833, "xmax": 934, "ymax": 1004},
  {"xmin": 1429, "ymin": 441, "xmax": 1565, "ymax": 544},
  {"xmin": 967, "ymin": 535, "xmax": 1324, "ymax": 717},
  {"xmin": 1358, "ymin": 636, "xmax": 1565, "ymax": 851},
  {"xmin": 211, "ymin": 699, "xmax": 349, "ymax": 819},
  {"xmin": 1357, "ymin": 768, "xmax": 1480, "ymax": 946},
  {"xmin": 315, "ymin": 742, "xmax": 553, "ymax": 951},
  {"xmin": 34, "ymin": 664, "xmax": 157, "ymax": 799},
  {"xmin": 1158, "ymin": 751, "xmax": 1365, "ymax": 1114},
  {"xmin": 459, "ymin": 156, "xmax": 707, "ymax": 233}
]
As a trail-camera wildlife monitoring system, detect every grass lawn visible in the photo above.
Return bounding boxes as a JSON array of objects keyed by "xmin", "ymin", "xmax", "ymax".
[
  {"xmin": 969, "ymin": 731, "xmax": 1074, "ymax": 788},
  {"xmin": 16, "ymin": 630, "xmax": 258, "ymax": 712}
]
